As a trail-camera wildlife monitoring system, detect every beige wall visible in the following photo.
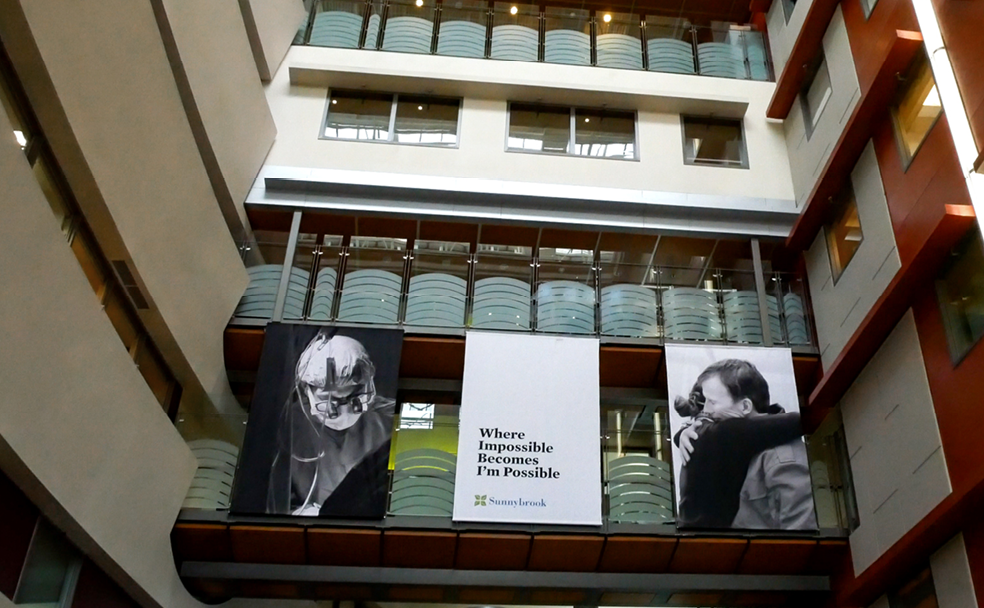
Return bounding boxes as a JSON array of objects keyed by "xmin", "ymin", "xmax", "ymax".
[
  {"xmin": 263, "ymin": 46, "xmax": 796, "ymax": 208},
  {"xmin": 784, "ymin": 6, "xmax": 860, "ymax": 210},
  {"xmin": 805, "ymin": 141, "xmax": 899, "ymax": 368},
  {"xmin": 240, "ymin": 0, "xmax": 306, "ymax": 80},
  {"xmin": 767, "ymin": 0, "xmax": 815, "ymax": 78},
  {"xmin": 841, "ymin": 310, "xmax": 951, "ymax": 575},
  {"xmin": 932, "ymin": 534, "xmax": 980, "ymax": 608},
  {"xmin": 0, "ymin": 102, "xmax": 202, "ymax": 608},
  {"xmin": 12, "ymin": 0, "xmax": 248, "ymax": 414},
  {"xmin": 160, "ymin": 0, "xmax": 279, "ymax": 228}
]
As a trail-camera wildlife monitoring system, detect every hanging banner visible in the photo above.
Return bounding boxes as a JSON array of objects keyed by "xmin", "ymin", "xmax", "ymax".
[
  {"xmin": 231, "ymin": 324, "xmax": 403, "ymax": 518},
  {"xmin": 452, "ymin": 332, "xmax": 601, "ymax": 525},
  {"xmin": 665, "ymin": 343, "xmax": 817, "ymax": 531}
]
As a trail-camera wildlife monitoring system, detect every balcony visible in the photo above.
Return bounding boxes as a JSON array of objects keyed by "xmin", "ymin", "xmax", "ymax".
[{"xmin": 293, "ymin": 0, "xmax": 773, "ymax": 82}]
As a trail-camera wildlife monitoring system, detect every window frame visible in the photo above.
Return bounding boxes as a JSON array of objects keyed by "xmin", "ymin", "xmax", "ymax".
[
  {"xmin": 800, "ymin": 50, "xmax": 832, "ymax": 140},
  {"xmin": 680, "ymin": 115, "xmax": 749, "ymax": 169},
  {"xmin": 824, "ymin": 181, "xmax": 864, "ymax": 285},
  {"xmin": 504, "ymin": 101, "xmax": 639, "ymax": 161},
  {"xmin": 890, "ymin": 52, "xmax": 944, "ymax": 172},
  {"xmin": 321, "ymin": 89, "xmax": 463, "ymax": 149},
  {"xmin": 935, "ymin": 228, "xmax": 984, "ymax": 365}
]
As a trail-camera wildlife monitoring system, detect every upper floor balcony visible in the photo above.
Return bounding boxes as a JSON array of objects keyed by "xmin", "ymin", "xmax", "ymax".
[{"xmin": 293, "ymin": 0, "xmax": 773, "ymax": 82}]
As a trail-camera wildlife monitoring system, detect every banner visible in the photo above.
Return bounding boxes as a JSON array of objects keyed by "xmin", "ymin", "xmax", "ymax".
[
  {"xmin": 231, "ymin": 324, "xmax": 403, "ymax": 518},
  {"xmin": 665, "ymin": 343, "xmax": 817, "ymax": 531},
  {"xmin": 452, "ymin": 332, "xmax": 601, "ymax": 525}
]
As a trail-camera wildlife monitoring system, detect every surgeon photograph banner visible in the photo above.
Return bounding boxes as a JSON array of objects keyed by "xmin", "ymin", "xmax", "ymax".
[
  {"xmin": 231, "ymin": 324, "xmax": 403, "ymax": 518},
  {"xmin": 452, "ymin": 332, "xmax": 602, "ymax": 525},
  {"xmin": 665, "ymin": 343, "xmax": 817, "ymax": 531}
]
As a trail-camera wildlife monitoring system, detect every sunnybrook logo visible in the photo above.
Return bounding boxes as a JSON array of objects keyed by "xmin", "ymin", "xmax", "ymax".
[{"xmin": 474, "ymin": 494, "xmax": 546, "ymax": 508}]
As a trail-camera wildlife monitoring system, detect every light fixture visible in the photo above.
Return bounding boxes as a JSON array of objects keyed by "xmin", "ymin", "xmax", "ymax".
[
  {"xmin": 331, "ymin": 99, "xmax": 337, "ymax": 104},
  {"xmin": 415, "ymin": 0, "xmax": 423, "ymax": 6},
  {"xmin": 418, "ymin": 105, "xmax": 424, "ymax": 110},
  {"xmin": 602, "ymin": 13, "xmax": 611, "ymax": 22},
  {"xmin": 13, "ymin": 130, "xmax": 26, "ymax": 148},
  {"xmin": 584, "ymin": 117, "xmax": 590, "ymax": 122},
  {"xmin": 510, "ymin": 5, "xmax": 518, "ymax": 13}
]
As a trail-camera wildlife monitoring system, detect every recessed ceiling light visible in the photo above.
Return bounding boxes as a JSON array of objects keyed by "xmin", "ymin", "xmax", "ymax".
[
  {"xmin": 603, "ymin": 13, "xmax": 612, "ymax": 22},
  {"xmin": 418, "ymin": 105, "xmax": 424, "ymax": 110},
  {"xmin": 415, "ymin": 0, "xmax": 423, "ymax": 6},
  {"xmin": 584, "ymin": 117, "xmax": 590, "ymax": 122},
  {"xmin": 510, "ymin": 5, "xmax": 518, "ymax": 13}
]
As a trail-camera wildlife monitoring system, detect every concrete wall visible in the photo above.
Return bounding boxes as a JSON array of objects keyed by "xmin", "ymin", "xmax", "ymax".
[
  {"xmin": 239, "ymin": 0, "xmax": 306, "ymax": 81},
  {"xmin": 262, "ymin": 46, "xmax": 796, "ymax": 210},
  {"xmin": 159, "ymin": 0, "xmax": 279, "ymax": 229},
  {"xmin": 783, "ymin": 6, "xmax": 860, "ymax": 209},
  {"xmin": 9, "ymin": 0, "xmax": 249, "ymax": 413},
  {"xmin": 805, "ymin": 141, "xmax": 899, "ymax": 368},
  {"xmin": 841, "ymin": 310, "xmax": 951, "ymax": 575},
  {"xmin": 932, "ymin": 534, "xmax": 980, "ymax": 608},
  {"xmin": 766, "ymin": 0, "xmax": 815, "ymax": 77}
]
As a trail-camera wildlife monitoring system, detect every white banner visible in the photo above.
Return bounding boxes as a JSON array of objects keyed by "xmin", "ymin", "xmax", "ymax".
[
  {"xmin": 452, "ymin": 332, "xmax": 601, "ymax": 525},
  {"xmin": 665, "ymin": 343, "xmax": 816, "ymax": 531}
]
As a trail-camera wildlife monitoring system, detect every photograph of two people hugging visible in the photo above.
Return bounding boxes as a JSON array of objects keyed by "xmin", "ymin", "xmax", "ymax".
[{"xmin": 667, "ymin": 345, "xmax": 817, "ymax": 531}]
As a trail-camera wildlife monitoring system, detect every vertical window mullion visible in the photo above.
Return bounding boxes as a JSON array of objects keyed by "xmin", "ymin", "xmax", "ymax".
[
  {"xmin": 569, "ymin": 107, "xmax": 575, "ymax": 155},
  {"xmin": 389, "ymin": 93, "xmax": 399, "ymax": 142}
]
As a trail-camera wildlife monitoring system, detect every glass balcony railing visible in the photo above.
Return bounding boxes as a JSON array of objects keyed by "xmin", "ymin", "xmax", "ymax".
[
  {"xmin": 295, "ymin": 0, "xmax": 773, "ymax": 81},
  {"xmin": 232, "ymin": 238, "xmax": 816, "ymax": 349}
]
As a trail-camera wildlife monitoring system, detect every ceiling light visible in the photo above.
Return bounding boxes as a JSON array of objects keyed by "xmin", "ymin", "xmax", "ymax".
[
  {"xmin": 510, "ymin": 5, "xmax": 518, "ymax": 13},
  {"xmin": 603, "ymin": 13, "xmax": 612, "ymax": 22},
  {"xmin": 418, "ymin": 105, "xmax": 423, "ymax": 110},
  {"xmin": 13, "ymin": 130, "xmax": 27, "ymax": 148},
  {"xmin": 415, "ymin": 0, "xmax": 423, "ymax": 6},
  {"xmin": 331, "ymin": 99, "xmax": 337, "ymax": 104},
  {"xmin": 584, "ymin": 117, "xmax": 590, "ymax": 122}
]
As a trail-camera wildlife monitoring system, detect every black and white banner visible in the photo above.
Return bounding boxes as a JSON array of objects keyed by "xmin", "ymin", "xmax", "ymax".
[
  {"xmin": 665, "ymin": 343, "xmax": 817, "ymax": 531},
  {"xmin": 452, "ymin": 332, "xmax": 602, "ymax": 525},
  {"xmin": 231, "ymin": 324, "xmax": 402, "ymax": 519}
]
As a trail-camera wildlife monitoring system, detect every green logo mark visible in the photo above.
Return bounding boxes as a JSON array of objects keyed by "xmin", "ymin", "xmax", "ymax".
[{"xmin": 474, "ymin": 494, "xmax": 487, "ymax": 506}]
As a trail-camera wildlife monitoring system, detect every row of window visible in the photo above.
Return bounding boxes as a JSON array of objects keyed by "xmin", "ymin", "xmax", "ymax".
[{"xmin": 321, "ymin": 90, "xmax": 750, "ymax": 167}]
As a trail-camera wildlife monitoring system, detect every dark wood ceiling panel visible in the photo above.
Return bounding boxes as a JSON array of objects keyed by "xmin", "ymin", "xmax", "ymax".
[
  {"xmin": 527, "ymin": 535, "xmax": 605, "ymax": 571},
  {"xmin": 382, "ymin": 530, "xmax": 457, "ymax": 568},
  {"xmin": 313, "ymin": 584, "xmax": 374, "ymax": 600},
  {"xmin": 419, "ymin": 220, "xmax": 479, "ymax": 249},
  {"xmin": 229, "ymin": 526, "xmax": 306, "ymax": 564},
  {"xmin": 667, "ymin": 591, "xmax": 724, "ymax": 606},
  {"xmin": 307, "ymin": 528, "xmax": 381, "ymax": 567},
  {"xmin": 455, "ymin": 533, "xmax": 532, "ymax": 570},
  {"xmin": 597, "ymin": 536, "xmax": 677, "ymax": 572},
  {"xmin": 530, "ymin": 589, "xmax": 589, "ymax": 604},
  {"xmin": 668, "ymin": 538, "xmax": 746, "ymax": 573},
  {"xmin": 399, "ymin": 336, "xmax": 466, "ymax": 379},
  {"xmin": 806, "ymin": 539, "xmax": 849, "ymax": 575},
  {"xmin": 246, "ymin": 206, "xmax": 294, "ymax": 232},
  {"xmin": 736, "ymin": 539, "xmax": 817, "ymax": 575},
  {"xmin": 356, "ymin": 216, "xmax": 417, "ymax": 239},
  {"xmin": 599, "ymin": 592, "xmax": 656, "ymax": 605},
  {"xmin": 237, "ymin": 580, "xmax": 303, "ymax": 598},
  {"xmin": 388, "ymin": 586, "xmax": 446, "ymax": 601},
  {"xmin": 478, "ymin": 224, "xmax": 540, "ymax": 248},
  {"xmin": 600, "ymin": 346, "xmax": 662, "ymax": 388},
  {"xmin": 171, "ymin": 523, "xmax": 232, "ymax": 564},
  {"xmin": 539, "ymin": 228, "xmax": 600, "ymax": 250},
  {"xmin": 224, "ymin": 327, "xmax": 265, "ymax": 371},
  {"xmin": 299, "ymin": 212, "xmax": 357, "ymax": 237}
]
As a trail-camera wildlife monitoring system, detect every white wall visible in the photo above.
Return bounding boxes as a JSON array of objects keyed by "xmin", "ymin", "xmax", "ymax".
[
  {"xmin": 932, "ymin": 534, "xmax": 980, "ymax": 608},
  {"xmin": 784, "ymin": 6, "xmax": 860, "ymax": 210},
  {"xmin": 841, "ymin": 310, "xmax": 951, "ymax": 575},
  {"xmin": 262, "ymin": 46, "xmax": 796, "ymax": 212},
  {"xmin": 239, "ymin": 0, "xmax": 307, "ymax": 80},
  {"xmin": 767, "ymin": 0, "xmax": 815, "ymax": 77},
  {"xmin": 805, "ymin": 141, "xmax": 900, "ymax": 368}
]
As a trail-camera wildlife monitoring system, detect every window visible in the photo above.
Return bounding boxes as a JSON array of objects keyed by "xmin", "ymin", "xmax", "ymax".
[
  {"xmin": 801, "ymin": 52, "xmax": 832, "ymax": 138},
  {"xmin": 892, "ymin": 52, "xmax": 942, "ymax": 167},
  {"xmin": 681, "ymin": 116, "xmax": 747, "ymax": 168},
  {"xmin": 399, "ymin": 402, "xmax": 435, "ymax": 429},
  {"xmin": 323, "ymin": 90, "xmax": 460, "ymax": 146},
  {"xmin": 781, "ymin": 0, "xmax": 796, "ymax": 23},
  {"xmin": 507, "ymin": 103, "xmax": 637, "ymax": 160},
  {"xmin": 936, "ymin": 228, "xmax": 984, "ymax": 362},
  {"xmin": 888, "ymin": 567, "xmax": 938, "ymax": 608},
  {"xmin": 861, "ymin": 0, "xmax": 879, "ymax": 19},
  {"xmin": 825, "ymin": 183, "xmax": 863, "ymax": 283}
]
